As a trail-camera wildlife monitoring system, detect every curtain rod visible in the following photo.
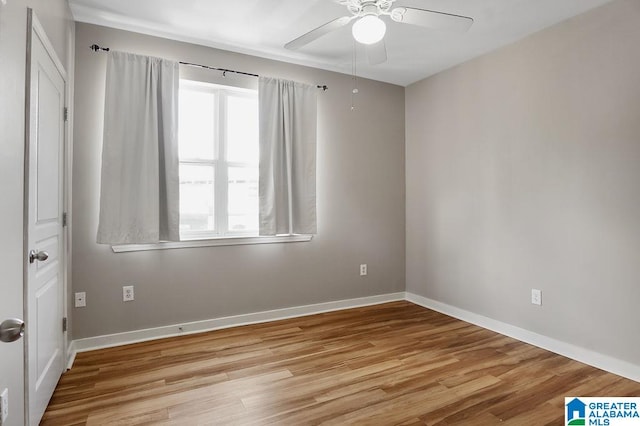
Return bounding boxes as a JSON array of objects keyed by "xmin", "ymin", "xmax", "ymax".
[{"xmin": 89, "ymin": 44, "xmax": 328, "ymax": 91}]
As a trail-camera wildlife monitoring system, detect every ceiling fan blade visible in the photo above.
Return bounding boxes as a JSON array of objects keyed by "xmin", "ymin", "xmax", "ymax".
[
  {"xmin": 366, "ymin": 40, "xmax": 387, "ymax": 65},
  {"xmin": 390, "ymin": 7, "xmax": 473, "ymax": 32},
  {"xmin": 285, "ymin": 16, "xmax": 354, "ymax": 50}
]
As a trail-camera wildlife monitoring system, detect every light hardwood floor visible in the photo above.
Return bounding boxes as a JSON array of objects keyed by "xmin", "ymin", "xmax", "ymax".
[{"xmin": 43, "ymin": 301, "xmax": 640, "ymax": 425}]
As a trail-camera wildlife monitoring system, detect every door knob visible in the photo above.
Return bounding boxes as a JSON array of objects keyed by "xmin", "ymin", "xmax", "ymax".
[
  {"xmin": 28, "ymin": 250, "xmax": 49, "ymax": 264},
  {"xmin": 0, "ymin": 318, "xmax": 25, "ymax": 343}
]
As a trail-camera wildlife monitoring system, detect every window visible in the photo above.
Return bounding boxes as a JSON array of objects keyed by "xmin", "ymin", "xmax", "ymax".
[{"xmin": 178, "ymin": 80, "xmax": 259, "ymax": 240}]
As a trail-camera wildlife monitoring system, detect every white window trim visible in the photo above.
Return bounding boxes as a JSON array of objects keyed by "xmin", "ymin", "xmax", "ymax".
[{"xmin": 111, "ymin": 234, "xmax": 313, "ymax": 253}]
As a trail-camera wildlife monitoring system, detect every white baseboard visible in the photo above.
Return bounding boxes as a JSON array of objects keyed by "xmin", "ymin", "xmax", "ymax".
[
  {"xmin": 71, "ymin": 292, "xmax": 405, "ymax": 356},
  {"xmin": 66, "ymin": 340, "xmax": 76, "ymax": 370},
  {"xmin": 405, "ymin": 292, "xmax": 640, "ymax": 383},
  {"xmin": 67, "ymin": 291, "xmax": 639, "ymax": 384}
]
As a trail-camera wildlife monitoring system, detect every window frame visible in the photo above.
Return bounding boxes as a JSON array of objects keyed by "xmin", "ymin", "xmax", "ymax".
[{"xmin": 178, "ymin": 79, "xmax": 259, "ymax": 241}]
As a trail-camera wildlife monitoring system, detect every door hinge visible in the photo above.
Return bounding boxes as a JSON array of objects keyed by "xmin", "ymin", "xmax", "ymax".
[
  {"xmin": 62, "ymin": 212, "xmax": 68, "ymax": 227},
  {"xmin": 63, "ymin": 107, "xmax": 69, "ymax": 122},
  {"xmin": 62, "ymin": 317, "xmax": 68, "ymax": 333}
]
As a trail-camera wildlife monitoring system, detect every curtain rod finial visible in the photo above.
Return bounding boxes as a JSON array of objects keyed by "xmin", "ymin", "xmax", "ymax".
[{"xmin": 90, "ymin": 44, "xmax": 110, "ymax": 52}]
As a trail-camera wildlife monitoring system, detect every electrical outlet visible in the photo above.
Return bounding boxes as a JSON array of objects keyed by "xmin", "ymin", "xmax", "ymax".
[
  {"xmin": 360, "ymin": 264, "xmax": 367, "ymax": 276},
  {"xmin": 1, "ymin": 388, "xmax": 8, "ymax": 425},
  {"xmin": 75, "ymin": 292, "xmax": 86, "ymax": 308},
  {"xmin": 123, "ymin": 285, "xmax": 134, "ymax": 302},
  {"xmin": 531, "ymin": 289, "xmax": 542, "ymax": 306}
]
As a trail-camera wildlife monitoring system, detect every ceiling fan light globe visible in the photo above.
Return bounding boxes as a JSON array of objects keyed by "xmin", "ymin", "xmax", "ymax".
[{"xmin": 352, "ymin": 15, "xmax": 386, "ymax": 45}]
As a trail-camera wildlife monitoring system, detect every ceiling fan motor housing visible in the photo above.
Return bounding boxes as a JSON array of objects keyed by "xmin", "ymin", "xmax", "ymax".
[{"xmin": 342, "ymin": 0, "xmax": 395, "ymax": 17}]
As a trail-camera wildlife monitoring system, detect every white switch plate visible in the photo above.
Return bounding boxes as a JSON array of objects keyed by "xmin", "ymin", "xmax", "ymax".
[
  {"xmin": 123, "ymin": 285, "xmax": 134, "ymax": 302},
  {"xmin": 75, "ymin": 292, "xmax": 86, "ymax": 308},
  {"xmin": 531, "ymin": 289, "xmax": 542, "ymax": 306},
  {"xmin": 359, "ymin": 264, "xmax": 367, "ymax": 276},
  {"xmin": 1, "ymin": 388, "xmax": 8, "ymax": 425}
]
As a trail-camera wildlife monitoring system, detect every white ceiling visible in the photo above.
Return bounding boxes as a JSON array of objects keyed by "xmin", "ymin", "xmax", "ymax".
[{"xmin": 69, "ymin": 0, "xmax": 615, "ymax": 86}]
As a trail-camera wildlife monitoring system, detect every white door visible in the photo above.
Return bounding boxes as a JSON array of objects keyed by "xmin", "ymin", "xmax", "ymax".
[{"xmin": 25, "ymin": 11, "xmax": 66, "ymax": 425}]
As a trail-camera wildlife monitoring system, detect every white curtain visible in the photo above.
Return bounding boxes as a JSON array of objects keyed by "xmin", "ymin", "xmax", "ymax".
[
  {"xmin": 258, "ymin": 77, "xmax": 318, "ymax": 235},
  {"xmin": 97, "ymin": 51, "xmax": 180, "ymax": 244}
]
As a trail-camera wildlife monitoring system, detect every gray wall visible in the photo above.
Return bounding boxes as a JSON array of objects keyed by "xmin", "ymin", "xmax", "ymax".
[
  {"xmin": 406, "ymin": 0, "xmax": 640, "ymax": 365},
  {"xmin": 0, "ymin": 2, "xmax": 73, "ymax": 425},
  {"xmin": 72, "ymin": 23, "xmax": 405, "ymax": 339}
]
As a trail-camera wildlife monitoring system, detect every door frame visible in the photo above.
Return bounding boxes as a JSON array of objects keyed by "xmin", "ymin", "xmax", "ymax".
[{"xmin": 23, "ymin": 8, "xmax": 70, "ymax": 424}]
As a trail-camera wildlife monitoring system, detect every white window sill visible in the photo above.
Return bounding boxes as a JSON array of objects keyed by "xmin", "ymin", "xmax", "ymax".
[{"xmin": 111, "ymin": 234, "xmax": 313, "ymax": 253}]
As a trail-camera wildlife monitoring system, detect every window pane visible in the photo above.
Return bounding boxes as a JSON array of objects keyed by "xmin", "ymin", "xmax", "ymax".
[
  {"xmin": 179, "ymin": 164, "xmax": 215, "ymax": 233},
  {"xmin": 227, "ymin": 95, "xmax": 258, "ymax": 164},
  {"xmin": 179, "ymin": 87, "xmax": 215, "ymax": 160},
  {"xmin": 228, "ymin": 167, "xmax": 258, "ymax": 232}
]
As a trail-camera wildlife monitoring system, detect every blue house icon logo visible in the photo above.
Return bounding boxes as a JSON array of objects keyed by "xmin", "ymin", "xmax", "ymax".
[{"xmin": 566, "ymin": 398, "xmax": 586, "ymax": 425}]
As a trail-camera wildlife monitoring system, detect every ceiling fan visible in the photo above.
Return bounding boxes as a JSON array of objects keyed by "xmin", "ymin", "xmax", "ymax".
[{"xmin": 285, "ymin": 0, "xmax": 474, "ymax": 65}]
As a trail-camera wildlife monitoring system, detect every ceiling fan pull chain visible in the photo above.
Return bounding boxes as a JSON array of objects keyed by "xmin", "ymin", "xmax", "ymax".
[{"xmin": 351, "ymin": 39, "xmax": 359, "ymax": 111}]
